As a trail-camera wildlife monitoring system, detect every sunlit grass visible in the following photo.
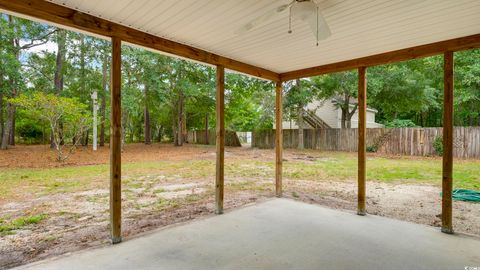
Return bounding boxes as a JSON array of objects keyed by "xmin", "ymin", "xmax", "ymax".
[
  {"xmin": 0, "ymin": 214, "xmax": 48, "ymax": 236},
  {"xmin": 0, "ymin": 152, "xmax": 479, "ymax": 201}
]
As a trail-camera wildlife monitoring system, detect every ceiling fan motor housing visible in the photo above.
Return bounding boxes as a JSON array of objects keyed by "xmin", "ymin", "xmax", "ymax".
[{"xmin": 292, "ymin": 0, "xmax": 317, "ymax": 21}]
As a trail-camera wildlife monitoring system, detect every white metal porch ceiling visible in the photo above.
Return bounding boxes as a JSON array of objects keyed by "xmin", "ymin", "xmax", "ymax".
[{"xmin": 47, "ymin": 0, "xmax": 480, "ymax": 74}]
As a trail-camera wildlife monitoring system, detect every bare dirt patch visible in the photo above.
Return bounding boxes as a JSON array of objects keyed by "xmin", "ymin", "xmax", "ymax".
[
  {"xmin": 0, "ymin": 143, "xmax": 479, "ymax": 269},
  {"xmin": 0, "ymin": 144, "xmax": 221, "ymax": 169}
]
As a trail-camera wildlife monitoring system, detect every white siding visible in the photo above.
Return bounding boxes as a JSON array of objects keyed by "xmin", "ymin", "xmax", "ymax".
[
  {"xmin": 282, "ymin": 99, "xmax": 383, "ymax": 129},
  {"xmin": 350, "ymin": 110, "xmax": 384, "ymax": 128},
  {"xmin": 306, "ymin": 100, "xmax": 339, "ymax": 128}
]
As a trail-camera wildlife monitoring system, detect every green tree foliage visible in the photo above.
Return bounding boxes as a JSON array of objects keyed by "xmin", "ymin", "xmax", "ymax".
[
  {"xmin": 454, "ymin": 49, "xmax": 480, "ymax": 126},
  {"xmin": 311, "ymin": 71, "xmax": 358, "ymax": 128},
  {"xmin": 10, "ymin": 92, "xmax": 91, "ymax": 161},
  {"xmin": 226, "ymin": 74, "xmax": 274, "ymax": 131},
  {"xmin": 368, "ymin": 57, "xmax": 440, "ymax": 126},
  {"xmin": 384, "ymin": 119, "xmax": 417, "ymax": 128},
  {"xmin": 0, "ymin": 14, "xmax": 55, "ymax": 149},
  {"xmin": 1, "ymin": 13, "xmax": 479, "ymax": 151}
]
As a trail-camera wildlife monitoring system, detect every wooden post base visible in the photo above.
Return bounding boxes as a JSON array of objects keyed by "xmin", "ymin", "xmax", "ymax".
[
  {"xmin": 441, "ymin": 226, "xmax": 454, "ymax": 234},
  {"xmin": 111, "ymin": 236, "xmax": 122, "ymax": 244}
]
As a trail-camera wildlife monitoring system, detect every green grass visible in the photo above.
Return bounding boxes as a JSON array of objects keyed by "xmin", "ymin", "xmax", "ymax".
[
  {"xmin": 0, "ymin": 152, "xmax": 479, "ymax": 202},
  {"xmin": 0, "ymin": 214, "xmax": 48, "ymax": 236}
]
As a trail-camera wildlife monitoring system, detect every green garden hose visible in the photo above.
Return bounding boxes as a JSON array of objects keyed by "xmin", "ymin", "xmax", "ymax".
[{"xmin": 452, "ymin": 189, "xmax": 480, "ymax": 202}]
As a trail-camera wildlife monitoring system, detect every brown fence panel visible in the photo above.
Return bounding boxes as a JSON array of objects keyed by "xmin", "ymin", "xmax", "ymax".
[
  {"xmin": 188, "ymin": 130, "xmax": 241, "ymax": 147},
  {"xmin": 252, "ymin": 127, "xmax": 480, "ymax": 159}
]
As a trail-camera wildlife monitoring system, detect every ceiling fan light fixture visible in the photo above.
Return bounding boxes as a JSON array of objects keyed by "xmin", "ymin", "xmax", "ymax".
[{"xmin": 291, "ymin": 1, "xmax": 317, "ymax": 21}]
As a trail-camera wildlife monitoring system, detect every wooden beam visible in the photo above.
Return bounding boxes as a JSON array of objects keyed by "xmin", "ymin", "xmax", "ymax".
[
  {"xmin": 441, "ymin": 51, "xmax": 454, "ymax": 234},
  {"xmin": 275, "ymin": 81, "xmax": 283, "ymax": 197},
  {"xmin": 110, "ymin": 37, "xmax": 122, "ymax": 244},
  {"xmin": 357, "ymin": 67, "xmax": 367, "ymax": 216},
  {"xmin": 280, "ymin": 34, "xmax": 480, "ymax": 81},
  {"xmin": 0, "ymin": 0, "xmax": 279, "ymax": 81},
  {"xmin": 215, "ymin": 65, "xmax": 225, "ymax": 214}
]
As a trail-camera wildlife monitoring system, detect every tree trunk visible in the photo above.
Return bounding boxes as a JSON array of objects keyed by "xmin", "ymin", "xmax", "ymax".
[
  {"xmin": 182, "ymin": 112, "xmax": 187, "ymax": 143},
  {"xmin": 175, "ymin": 92, "xmax": 184, "ymax": 146},
  {"xmin": 346, "ymin": 106, "xmax": 357, "ymax": 129},
  {"xmin": 173, "ymin": 121, "xmax": 178, "ymax": 146},
  {"xmin": 121, "ymin": 110, "xmax": 127, "ymax": 151},
  {"xmin": 144, "ymin": 84, "xmax": 151, "ymax": 144},
  {"xmin": 59, "ymin": 121, "xmax": 65, "ymax": 145},
  {"xmin": 0, "ymin": 91, "xmax": 4, "ymax": 140},
  {"xmin": 83, "ymin": 129, "xmax": 89, "ymax": 146},
  {"xmin": 8, "ymin": 106, "xmax": 15, "ymax": 145},
  {"xmin": 129, "ymin": 128, "xmax": 134, "ymax": 143},
  {"xmin": 54, "ymin": 30, "xmax": 65, "ymax": 93},
  {"xmin": 297, "ymin": 106, "xmax": 304, "ymax": 149},
  {"xmin": 346, "ymin": 116, "xmax": 352, "ymax": 128},
  {"xmin": 341, "ymin": 107, "xmax": 347, "ymax": 129},
  {"xmin": 52, "ymin": 29, "xmax": 66, "ymax": 148},
  {"xmin": 4, "ymin": 77, "xmax": 16, "ymax": 148},
  {"xmin": 100, "ymin": 55, "xmax": 107, "ymax": 147},
  {"xmin": 295, "ymin": 79, "xmax": 304, "ymax": 149},
  {"xmin": 1, "ymin": 103, "xmax": 14, "ymax": 149},
  {"xmin": 80, "ymin": 34, "xmax": 86, "ymax": 93},
  {"xmin": 156, "ymin": 125, "xmax": 163, "ymax": 143},
  {"xmin": 7, "ymin": 16, "xmax": 19, "ymax": 147},
  {"xmin": 205, "ymin": 112, "xmax": 209, "ymax": 145}
]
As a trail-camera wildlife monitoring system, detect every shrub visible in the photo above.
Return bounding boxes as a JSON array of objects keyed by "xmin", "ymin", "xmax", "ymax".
[
  {"xmin": 384, "ymin": 119, "xmax": 417, "ymax": 128},
  {"xmin": 433, "ymin": 136, "xmax": 443, "ymax": 155},
  {"xmin": 16, "ymin": 116, "xmax": 44, "ymax": 144},
  {"xmin": 366, "ymin": 145, "xmax": 378, "ymax": 152},
  {"xmin": 10, "ymin": 92, "xmax": 91, "ymax": 161}
]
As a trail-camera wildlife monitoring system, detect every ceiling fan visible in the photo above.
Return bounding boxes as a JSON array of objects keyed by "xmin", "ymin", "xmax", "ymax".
[{"xmin": 235, "ymin": 0, "xmax": 331, "ymax": 46}]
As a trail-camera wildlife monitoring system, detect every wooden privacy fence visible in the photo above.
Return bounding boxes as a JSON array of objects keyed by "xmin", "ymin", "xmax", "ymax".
[
  {"xmin": 188, "ymin": 130, "xmax": 242, "ymax": 147},
  {"xmin": 252, "ymin": 127, "xmax": 480, "ymax": 159}
]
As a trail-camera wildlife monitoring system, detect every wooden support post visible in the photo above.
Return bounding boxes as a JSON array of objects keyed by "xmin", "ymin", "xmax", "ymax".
[
  {"xmin": 110, "ymin": 37, "xmax": 122, "ymax": 244},
  {"xmin": 357, "ymin": 67, "xmax": 367, "ymax": 216},
  {"xmin": 215, "ymin": 65, "xmax": 225, "ymax": 214},
  {"xmin": 275, "ymin": 81, "xmax": 283, "ymax": 197},
  {"xmin": 442, "ymin": 51, "xmax": 454, "ymax": 234}
]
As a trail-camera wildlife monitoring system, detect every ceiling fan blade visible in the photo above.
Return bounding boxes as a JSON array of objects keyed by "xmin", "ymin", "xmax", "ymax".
[
  {"xmin": 305, "ymin": 9, "xmax": 331, "ymax": 41},
  {"xmin": 234, "ymin": 2, "xmax": 292, "ymax": 35}
]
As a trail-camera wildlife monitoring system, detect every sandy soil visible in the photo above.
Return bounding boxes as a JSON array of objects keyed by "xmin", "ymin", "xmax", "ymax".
[{"xmin": 0, "ymin": 144, "xmax": 479, "ymax": 269}]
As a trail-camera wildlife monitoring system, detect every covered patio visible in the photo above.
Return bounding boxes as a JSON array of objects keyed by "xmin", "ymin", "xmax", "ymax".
[
  {"xmin": 1, "ymin": 0, "xmax": 480, "ymax": 269},
  {"xmin": 12, "ymin": 199, "xmax": 480, "ymax": 270}
]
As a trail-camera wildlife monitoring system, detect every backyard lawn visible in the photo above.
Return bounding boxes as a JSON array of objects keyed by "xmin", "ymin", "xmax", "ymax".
[{"xmin": 1, "ymin": 143, "xmax": 479, "ymax": 269}]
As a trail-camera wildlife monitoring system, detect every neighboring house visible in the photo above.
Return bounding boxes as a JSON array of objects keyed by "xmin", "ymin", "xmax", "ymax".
[{"xmin": 282, "ymin": 98, "xmax": 384, "ymax": 129}]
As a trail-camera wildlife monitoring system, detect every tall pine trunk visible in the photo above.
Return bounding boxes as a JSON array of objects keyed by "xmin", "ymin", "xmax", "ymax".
[
  {"xmin": 144, "ymin": 84, "xmax": 151, "ymax": 144},
  {"xmin": 296, "ymin": 79, "xmax": 304, "ymax": 149},
  {"xmin": 1, "ymin": 103, "xmax": 14, "ymax": 150},
  {"xmin": 8, "ymin": 106, "xmax": 15, "ymax": 146},
  {"xmin": 182, "ymin": 112, "xmax": 187, "ymax": 143},
  {"xmin": 100, "ymin": 55, "xmax": 107, "ymax": 146},
  {"xmin": 175, "ymin": 92, "xmax": 184, "ymax": 146},
  {"xmin": 80, "ymin": 34, "xmax": 89, "ymax": 147},
  {"xmin": 205, "ymin": 112, "xmax": 209, "ymax": 145},
  {"xmin": 5, "ymin": 16, "xmax": 19, "ymax": 147},
  {"xmin": 51, "ymin": 29, "xmax": 66, "ymax": 148}
]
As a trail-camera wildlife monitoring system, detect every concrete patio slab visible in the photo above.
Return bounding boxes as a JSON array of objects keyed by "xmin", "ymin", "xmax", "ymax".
[{"xmin": 14, "ymin": 198, "xmax": 480, "ymax": 270}]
